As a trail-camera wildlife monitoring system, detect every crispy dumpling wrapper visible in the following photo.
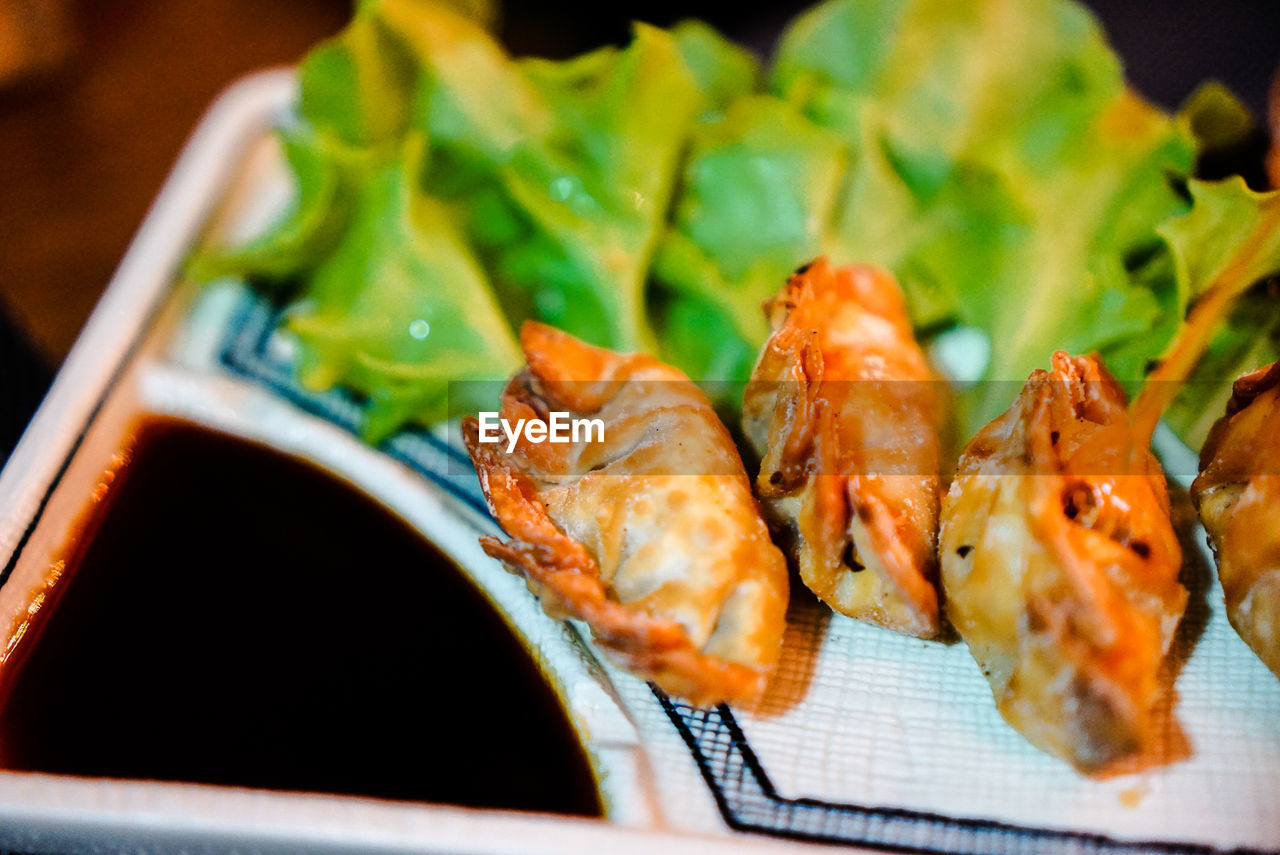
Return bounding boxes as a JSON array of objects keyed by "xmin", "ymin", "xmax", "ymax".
[
  {"xmin": 940, "ymin": 352, "xmax": 1186, "ymax": 772},
  {"xmin": 1192, "ymin": 360, "xmax": 1280, "ymax": 680},
  {"xmin": 464, "ymin": 322, "xmax": 789, "ymax": 706},
  {"xmin": 743, "ymin": 259, "xmax": 943, "ymax": 638}
]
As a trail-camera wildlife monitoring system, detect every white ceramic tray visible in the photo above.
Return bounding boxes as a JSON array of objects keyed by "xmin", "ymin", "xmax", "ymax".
[{"xmin": 1, "ymin": 69, "xmax": 1277, "ymax": 855}]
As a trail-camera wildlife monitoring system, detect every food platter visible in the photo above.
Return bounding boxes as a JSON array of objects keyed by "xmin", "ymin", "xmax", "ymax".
[{"xmin": 1, "ymin": 65, "xmax": 1278, "ymax": 854}]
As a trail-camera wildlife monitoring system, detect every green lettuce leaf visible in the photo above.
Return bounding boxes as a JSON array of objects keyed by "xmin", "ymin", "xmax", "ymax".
[
  {"xmin": 651, "ymin": 94, "xmax": 845, "ymax": 385},
  {"xmin": 1159, "ymin": 177, "xmax": 1280, "ymax": 302},
  {"xmin": 190, "ymin": 8, "xmax": 420, "ymax": 287},
  {"xmin": 771, "ymin": 0, "xmax": 1196, "ymax": 431},
  {"xmin": 193, "ymin": 0, "xmax": 1278, "ymax": 449},
  {"xmin": 1164, "ymin": 290, "xmax": 1280, "ymax": 448},
  {"xmin": 283, "ymin": 142, "xmax": 519, "ymax": 440},
  {"xmin": 188, "ymin": 129, "xmax": 377, "ymax": 289},
  {"xmin": 382, "ymin": 0, "xmax": 703, "ymax": 351},
  {"xmin": 193, "ymin": 0, "xmax": 704, "ymax": 438},
  {"xmin": 297, "ymin": 13, "xmax": 416, "ymax": 149},
  {"xmin": 1159, "ymin": 178, "xmax": 1280, "ymax": 446},
  {"xmin": 670, "ymin": 19, "xmax": 760, "ymax": 114}
]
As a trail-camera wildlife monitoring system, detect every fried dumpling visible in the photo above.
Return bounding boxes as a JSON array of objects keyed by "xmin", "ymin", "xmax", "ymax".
[
  {"xmin": 1192, "ymin": 360, "xmax": 1280, "ymax": 679},
  {"xmin": 940, "ymin": 352, "xmax": 1186, "ymax": 771},
  {"xmin": 742, "ymin": 258, "xmax": 943, "ymax": 638},
  {"xmin": 464, "ymin": 322, "xmax": 789, "ymax": 706}
]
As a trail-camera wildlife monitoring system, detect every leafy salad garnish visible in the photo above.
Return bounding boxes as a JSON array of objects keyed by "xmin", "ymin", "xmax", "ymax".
[{"xmin": 193, "ymin": 0, "xmax": 1279, "ymax": 443}]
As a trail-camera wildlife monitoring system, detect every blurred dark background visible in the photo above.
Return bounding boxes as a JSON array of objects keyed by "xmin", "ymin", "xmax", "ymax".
[{"xmin": 1, "ymin": 0, "xmax": 1277, "ymax": 460}]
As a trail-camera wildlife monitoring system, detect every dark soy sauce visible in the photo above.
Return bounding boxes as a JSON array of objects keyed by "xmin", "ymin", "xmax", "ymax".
[{"xmin": 0, "ymin": 419, "xmax": 601, "ymax": 816}]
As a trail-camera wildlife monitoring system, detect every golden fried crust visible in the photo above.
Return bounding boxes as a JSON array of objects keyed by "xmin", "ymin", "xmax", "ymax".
[
  {"xmin": 743, "ymin": 258, "xmax": 942, "ymax": 638},
  {"xmin": 940, "ymin": 352, "xmax": 1186, "ymax": 772},
  {"xmin": 464, "ymin": 322, "xmax": 789, "ymax": 706},
  {"xmin": 1192, "ymin": 360, "xmax": 1280, "ymax": 679}
]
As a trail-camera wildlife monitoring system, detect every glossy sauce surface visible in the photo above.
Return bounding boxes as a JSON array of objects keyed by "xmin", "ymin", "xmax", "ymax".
[{"xmin": 0, "ymin": 419, "xmax": 601, "ymax": 816}]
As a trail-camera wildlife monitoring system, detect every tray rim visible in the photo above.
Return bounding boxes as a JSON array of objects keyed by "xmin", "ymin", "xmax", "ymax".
[{"xmin": 2, "ymin": 64, "xmax": 1273, "ymax": 855}]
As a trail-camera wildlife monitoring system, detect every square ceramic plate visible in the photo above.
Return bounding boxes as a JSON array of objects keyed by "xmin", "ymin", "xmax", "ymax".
[{"xmin": 0, "ymin": 70, "xmax": 1277, "ymax": 855}]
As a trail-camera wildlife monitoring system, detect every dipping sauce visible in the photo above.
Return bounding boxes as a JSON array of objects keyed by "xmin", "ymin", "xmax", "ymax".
[{"xmin": 0, "ymin": 419, "xmax": 602, "ymax": 816}]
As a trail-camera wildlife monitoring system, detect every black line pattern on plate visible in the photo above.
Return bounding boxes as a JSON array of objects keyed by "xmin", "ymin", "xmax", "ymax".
[{"xmin": 212, "ymin": 289, "xmax": 1273, "ymax": 855}]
